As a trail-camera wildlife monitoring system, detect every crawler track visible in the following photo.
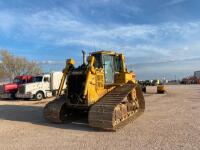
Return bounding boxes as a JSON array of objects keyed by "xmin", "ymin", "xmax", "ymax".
[
  {"xmin": 44, "ymin": 84, "xmax": 145, "ymax": 131},
  {"xmin": 43, "ymin": 95, "xmax": 69, "ymax": 123},
  {"xmin": 88, "ymin": 84, "xmax": 145, "ymax": 130}
]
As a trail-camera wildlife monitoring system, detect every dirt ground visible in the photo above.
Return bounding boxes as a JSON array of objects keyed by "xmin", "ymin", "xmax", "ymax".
[{"xmin": 0, "ymin": 85, "xmax": 199, "ymax": 150}]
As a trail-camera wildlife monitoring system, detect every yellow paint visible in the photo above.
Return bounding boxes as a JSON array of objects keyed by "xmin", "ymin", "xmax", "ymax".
[
  {"xmin": 59, "ymin": 50, "xmax": 138, "ymax": 106},
  {"xmin": 157, "ymin": 85, "xmax": 165, "ymax": 93},
  {"xmin": 82, "ymin": 51, "xmax": 137, "ymax": 105},
  {"xmin": 57, "ymin": 58, "xmax": 75, "ymax": 96}
]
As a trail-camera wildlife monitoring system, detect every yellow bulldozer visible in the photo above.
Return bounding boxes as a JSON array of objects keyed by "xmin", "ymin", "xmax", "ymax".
[{"xmin": 43, "ymin": 51, "xmax": 145, "ymax": 130}]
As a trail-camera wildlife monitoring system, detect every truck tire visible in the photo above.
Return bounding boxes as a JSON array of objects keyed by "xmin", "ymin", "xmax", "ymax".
[
  {"xmin": 52, "ymin": 90, "xmax": 57, "ymax": 96},
  {"xmin": 142, "ymin": 86, "xmax": 146, "ymax": 93},
  {"xmin": 11, "ymin": 93, "xmax": 16, "ymax": 100},
  {"xmin": 35, "ymin": 92, "xmax": 44, "ymax": 100}
]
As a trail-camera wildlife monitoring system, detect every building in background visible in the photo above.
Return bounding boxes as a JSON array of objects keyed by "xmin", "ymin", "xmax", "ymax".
[
  {"xmin": 180, "ymin": 71, "xmax": 200, "ymax": 84},
  {"xmin": 194, "ymin": 71, "xmax": 200, "ymax": 79}
]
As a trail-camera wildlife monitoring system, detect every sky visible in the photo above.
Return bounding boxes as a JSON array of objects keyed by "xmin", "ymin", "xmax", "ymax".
[{"xmin": 0, "ymin": 0, "xmax": 200, "ymax": 80}]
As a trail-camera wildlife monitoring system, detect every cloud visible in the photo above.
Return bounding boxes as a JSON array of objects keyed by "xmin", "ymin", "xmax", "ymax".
[
  {"xmin": 1, "ymin": 8, "xmax": 200, "ymax": 64},
  {"xmin": 0, "ymin": 11, "xmax": 15, "ymax": 33},
  {"xmin": 0, "ymin": 1, "xmax": 200, "ymax": 79},
  {"xmin": 163, "ymin": 0, "xmax": 188, "ymax": 6},
  {"xmin": 38, "ymin": 60, "xmax": 64, "ymax": 65},
  {"xmin": 128, "ymin": 57, "xmax": 200, "ymax": 68}
]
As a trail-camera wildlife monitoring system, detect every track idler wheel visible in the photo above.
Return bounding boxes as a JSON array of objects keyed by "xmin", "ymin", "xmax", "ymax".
[{"xmin": 43, "ymin": 95, "xmax": 72, "ymax": 123}]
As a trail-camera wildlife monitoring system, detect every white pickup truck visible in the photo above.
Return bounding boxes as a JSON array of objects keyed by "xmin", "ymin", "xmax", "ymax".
[{"xmin": 16, "ymin": 72, "xmax": 66, "ymax": 100}]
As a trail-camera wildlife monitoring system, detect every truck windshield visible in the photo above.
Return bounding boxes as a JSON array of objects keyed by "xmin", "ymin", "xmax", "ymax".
[
  {"xmin": 13, "ymin": 78, "xmax": 22, "ymax": 84},
  {"xmin": 32, "ymin": 76, "xmax": 43, "ymax": 82}
]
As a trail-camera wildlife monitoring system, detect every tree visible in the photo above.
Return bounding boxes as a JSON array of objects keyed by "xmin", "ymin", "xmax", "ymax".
[
  {"xmin": 0, "ymin": 49, "xmax": 42, "ymax": 81},
  {"xmin": 0, "ymin": 64, "xmax": 5, "ymax": 80}
]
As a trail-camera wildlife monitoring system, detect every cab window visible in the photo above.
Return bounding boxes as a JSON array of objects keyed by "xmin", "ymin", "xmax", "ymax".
[
  {"xmin": 114, "ymin": 56, "xmax": 121, "ymax": 72},
  {"xmin": 103, "ymin": 55, "xmax": 114, "ymax": 84},
  {"xmin": 44, "ymin": 77, "xmax": 50, "ymax": 82},
  {"xmin": 92, "ymin": 54, "xmax": 102, "ymax": 68},
  {"xmin": 32, "ymin": 76, "xmax": 43, "ymax": 82},
  {"xmin": 13, "ymin": 78, "xmax": 22, "ymax": 84},
  {"xmin": 22, "ymin": 79, "xmax": 26, "ymax": 84}
]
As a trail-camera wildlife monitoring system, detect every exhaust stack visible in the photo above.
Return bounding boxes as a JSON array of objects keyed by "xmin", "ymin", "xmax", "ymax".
[{"xmin": 82, "ymin": 50, "xmax": 86, "ymax": 65}]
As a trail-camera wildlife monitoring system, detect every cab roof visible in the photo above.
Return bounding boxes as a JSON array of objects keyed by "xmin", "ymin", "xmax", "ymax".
[
  {"xmin": 91, "ymin": 50, "xmax": 121, "ymax": 55},
  {"xmin": 15, "ymin": 75, "xmax": 32, "ymax": 78}
]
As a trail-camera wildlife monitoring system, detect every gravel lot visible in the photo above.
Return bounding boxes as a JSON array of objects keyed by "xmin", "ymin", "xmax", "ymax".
[{"xmin": 0, "ymin": 85, "xmax": 199, "ymax": 150}]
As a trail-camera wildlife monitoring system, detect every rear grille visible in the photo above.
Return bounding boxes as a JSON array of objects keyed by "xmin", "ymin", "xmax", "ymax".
[
  {"xmin": 68, "ymin": 74, "xmax": 86, "ymax": 104},
  {"xmin": 0, "ymin": 85, "xmax": 4, "ymax": 93},
  {"xmin": 18, "ymin": 86, "xmax": 25, "ymax": 94}
]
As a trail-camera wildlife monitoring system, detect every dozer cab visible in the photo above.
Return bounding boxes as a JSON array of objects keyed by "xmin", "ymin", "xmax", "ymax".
[{"xmin": 44, "ymin": 51, "xmax": 145, "ymax": 130}]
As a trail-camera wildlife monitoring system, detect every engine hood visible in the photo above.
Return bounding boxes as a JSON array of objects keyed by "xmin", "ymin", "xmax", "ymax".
[
  {"xmin": 2, "ymin": 83, "xmax": 18, "ymax": 93},
  {"xmin": 23, "ymin": 82, "xmax": 43, "ymax": 92}
]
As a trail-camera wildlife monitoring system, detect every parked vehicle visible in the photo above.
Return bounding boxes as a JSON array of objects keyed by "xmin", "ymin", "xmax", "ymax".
[
  {"xmin": 137, "ymin": 80, "xmax": 147, "ymax": 93},
  {"xmin": 16, "ymin": 72, "xmax": 66, "ymax": 100},
  {"xmin": 157, "ymin": 84, "xmax": 165, "ymax": 94},
  {"xmin": 0, "ymin": 75, "xmax": 33, "ymax": 99},
  {"xmin": 151, "ymin": 79, "xmax": 160, "ymax": 86}
]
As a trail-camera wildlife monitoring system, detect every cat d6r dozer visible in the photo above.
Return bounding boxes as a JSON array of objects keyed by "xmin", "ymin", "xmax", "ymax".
[{"xmin": 43, "ymin": 51, "xmax": 145, "ymax": 130}]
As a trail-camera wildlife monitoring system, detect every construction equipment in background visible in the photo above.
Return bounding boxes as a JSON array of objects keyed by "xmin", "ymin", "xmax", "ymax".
[
  {"xmin": 137, "ymin": 80, "xmax": 147, "ymax": 93},
  {"xmin": 138, "ymin": 80, "xmax": 166, "ymax": 94},
  {"xmin": 43, "ymin": 50, "xmax": 145, "ymax": 131},
  {"xmin": 151, "ymin": 79, "xmax": 160, "ymax": 86},
  {"xmin": 157, "ymin": 84, "xmax": 165, "ymax": 94}
]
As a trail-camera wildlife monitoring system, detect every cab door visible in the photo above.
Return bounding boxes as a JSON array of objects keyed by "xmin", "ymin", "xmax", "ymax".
[
  {"xmin": 103, "ymin": 55, "xmax": 114, "ymax": 84},
  {"xmin": 43, "ymin": 75, "xmax": 51, "ymax": 91}
]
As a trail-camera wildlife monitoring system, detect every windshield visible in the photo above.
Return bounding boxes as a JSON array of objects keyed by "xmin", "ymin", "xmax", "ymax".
[
  {"xmin": 13, "ymin": 78, "xmax": 22, "ymax": 84},
  {"xmin": 32, "ymin": 76, "xmax": 43, "ymax": 82}
]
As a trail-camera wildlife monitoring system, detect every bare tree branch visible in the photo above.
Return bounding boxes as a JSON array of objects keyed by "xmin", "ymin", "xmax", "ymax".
[{"xmin": 0, "ymin": 49, "xmax": 42, "ymax": 81}]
